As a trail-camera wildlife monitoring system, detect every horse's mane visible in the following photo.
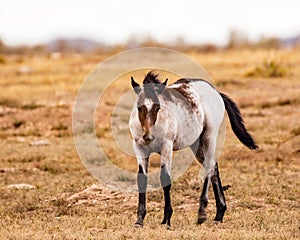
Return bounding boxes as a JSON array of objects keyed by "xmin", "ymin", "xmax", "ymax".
[{"xmin": 143, "ymin": 71, "xmax": 161, "ymax": 85}]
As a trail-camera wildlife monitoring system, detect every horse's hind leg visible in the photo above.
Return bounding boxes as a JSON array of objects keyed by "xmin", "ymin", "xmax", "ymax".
[
  {"xmin": 190, "ymin": 135, "xmax": 211, "ymax": 224},
  {"xmin": 211, "ymin": 163, "xmax": 227, "ymax": 223},
  {"xmin": 191, "ymin": 127, "xmax": 223, "ymax": 224},
  {"xmin": 198, "ymin": 173, "xmax": 210, "ymax": 224}
]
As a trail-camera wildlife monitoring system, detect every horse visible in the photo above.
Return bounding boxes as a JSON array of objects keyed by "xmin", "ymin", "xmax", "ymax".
[{"xmin": 129, "ymin": 71, "xmax": 258, "ymax": 229}]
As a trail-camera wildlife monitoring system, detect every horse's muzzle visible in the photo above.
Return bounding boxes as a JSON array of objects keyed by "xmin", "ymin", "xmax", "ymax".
[{"xmin": 143, "ymin": 134, "xmax": 154, "ymax": 145}]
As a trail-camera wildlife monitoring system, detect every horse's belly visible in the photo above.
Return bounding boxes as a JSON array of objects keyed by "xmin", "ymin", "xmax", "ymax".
[{"xmin": 173, "ymin": 115, "xmax": 203, "ymax": 150}]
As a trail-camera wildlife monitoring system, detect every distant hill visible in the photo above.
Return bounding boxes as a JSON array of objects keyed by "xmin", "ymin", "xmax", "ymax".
[
  {"xmin": 44, "ymin": 35, "xmax": 300, "ymax": 54},
  {"xmin": 279, "ymin": 35, "xmax": 300, "ymax": 48},
  {"xmin": 2, "ymin": 34, "xmax": 300, "ymax": 55},
  {"xmin": 45, "ymin": 38, "xmax": 107, "ymax": 53}
]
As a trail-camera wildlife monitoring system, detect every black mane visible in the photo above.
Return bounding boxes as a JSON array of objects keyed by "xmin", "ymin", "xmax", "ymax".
[{"xmin": 143, "ymin": 71, "xmax": 161, "ymax": 85}]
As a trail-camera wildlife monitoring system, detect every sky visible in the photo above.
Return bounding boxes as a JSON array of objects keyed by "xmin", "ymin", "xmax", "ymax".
[{"xmin": 0, "ymin": 0, "xmax": 300, "ymax": 46}]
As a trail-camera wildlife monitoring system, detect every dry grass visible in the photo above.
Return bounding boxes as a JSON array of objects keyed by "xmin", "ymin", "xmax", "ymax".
[{"xmin": 0, "ymin": 49, "xmax": 299, "ymax": 239}]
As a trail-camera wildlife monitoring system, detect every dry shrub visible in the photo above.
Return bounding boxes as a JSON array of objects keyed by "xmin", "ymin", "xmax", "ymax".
[
  {"xmin": 0, "ymin": 55, "xmax": 6, "ymax": 64},
  {"xmin": 246, "ymin": 60, "xmax": 289, "ymax": 78}
]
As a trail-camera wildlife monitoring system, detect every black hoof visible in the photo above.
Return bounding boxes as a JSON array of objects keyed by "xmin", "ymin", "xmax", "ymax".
[
  {"xmin": 213, "ymin": 215, "xmax": 224, "ymax": 224},
  {"xmin": 161, "ymin": 222, "xmax": 172, "ymax": 230},
  {"xmin": 197, "ymin": 215, "xmax": 207, "ymax": 225},
  {"xmin": 213, "ymin": 220, "xmax": 222, "ymax": 225},
  {"xmin": 134, "ymin": 222, "xmax": 143, "ymax": 228},
  {"xmin": 166, "ymin": 225, "xmax": 172, "ymax": 230},
  {"xmin": 161, "ymin": 218, "xmax": 172, "ymax": 230},
  {"xmin": 214, "ymin": 209, "xmax": 226, "ymax": 223}
]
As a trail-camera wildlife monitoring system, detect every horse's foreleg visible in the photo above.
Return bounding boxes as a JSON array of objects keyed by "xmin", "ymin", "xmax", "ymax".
[
  {"xmin": 160, "ymin": 167, "xmax": 173, "ymax": 228},
  {"xmin": 160, "ymin": 144, "xmax": 173, "ymax": 229},
  {"xmin": 135, "ymin": 158, "xmax": 149, "ymax": 227},
  {"xmin": 211, "ymin": 163, "xmax": 227, "ymax": 223}
]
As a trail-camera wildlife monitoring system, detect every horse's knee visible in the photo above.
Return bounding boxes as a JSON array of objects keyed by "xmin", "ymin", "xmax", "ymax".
[{"xmin": 160, "ymin": 165, "xmax": 171, "ymax": 188}]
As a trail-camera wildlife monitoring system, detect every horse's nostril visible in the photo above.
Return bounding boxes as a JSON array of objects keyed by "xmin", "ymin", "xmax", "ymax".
[{"xmin": 143, "ymin": 134, "xmax": 152, "ymax": 143}]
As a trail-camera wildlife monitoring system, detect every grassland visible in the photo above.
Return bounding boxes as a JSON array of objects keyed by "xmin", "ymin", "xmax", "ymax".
[{"xmin": 0, "ymin": 49, "xmax": 299, "ymax": 239}]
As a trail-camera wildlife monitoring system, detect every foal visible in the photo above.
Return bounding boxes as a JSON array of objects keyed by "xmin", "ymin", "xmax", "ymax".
[{"xmin": 129, "ymin": 72, "xmax": 258, "ymax": 228}]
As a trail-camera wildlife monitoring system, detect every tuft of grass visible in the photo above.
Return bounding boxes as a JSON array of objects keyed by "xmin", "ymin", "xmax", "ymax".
[
  {"xmin": 96, "ymin": 126, "xmax": 110, "ymax": 138},
  {"xmin": 13, "ymin": 120, "xmax": 25, "ymax": 128},
  {"xmin": 116, "ymin": 174, "xmax": 135, "ymax": 182},
  {"xmin": 258, "ymin": 98, "xmax": 300, "ymax": 109},
  {"xmin": 50, "ymin": 198, "xmax": 74, "ymax": 217},
  {"xmin": 291, "ymin": 126, "xmax": 300, "ymax": 136},
  {"xmin": 246, "ymin": 60, "xmax": 288, "ymax": 78},
  {"xmin": 0, "ymin": 55, "xmax": 6, "ymax": 64},
  {"xmin": 34, "ymin": 162, "xmax": 66, "ymax": 174},
  {"xmin": 21, "ymin": 103, "xmax": 44, "ymax": 110},
  {"xmin": 0, "ymin": 100, "xmax": 43, "ymax": 110},
  {"xmin": 51, "ymin": 123, "xmax": 68, "ymax": 131},
  {"xmin": 0, "ymin": 98, "xmax": 19, "ymax": 108},
  {"xmin": 6, "ymin": 154, "xmax": 45, "ymax": 163}
]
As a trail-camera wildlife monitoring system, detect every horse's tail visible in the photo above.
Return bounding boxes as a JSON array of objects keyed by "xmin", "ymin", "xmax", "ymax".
[{"xmin": 219, "ymin": 92, "xmax": 258, "ymax": 150}]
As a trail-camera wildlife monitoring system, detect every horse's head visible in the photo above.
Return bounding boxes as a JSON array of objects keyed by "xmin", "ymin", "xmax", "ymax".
[{"xmin": 131, "ymin": 72, "xmax": 168, "ymax": 145}]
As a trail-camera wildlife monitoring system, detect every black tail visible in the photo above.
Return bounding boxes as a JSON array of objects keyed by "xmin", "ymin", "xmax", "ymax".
[{"xmin": 220, "ymin": 92, "xmax": 258, "ymax": 150}]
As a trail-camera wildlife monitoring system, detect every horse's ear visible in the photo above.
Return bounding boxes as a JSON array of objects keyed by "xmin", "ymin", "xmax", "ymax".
[
  {"xmin": 131, "ymin": 77, "xmax": 141, "ymax": 94},
  {"xmin": 156, "ymin": 78, "xmax": 168, "ymax": 94}
]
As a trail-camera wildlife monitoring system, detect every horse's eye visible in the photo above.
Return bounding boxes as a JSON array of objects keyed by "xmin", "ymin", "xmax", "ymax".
[{"xmin": 137, "ymin": 107, "xmax": 142, "ymax": 112}]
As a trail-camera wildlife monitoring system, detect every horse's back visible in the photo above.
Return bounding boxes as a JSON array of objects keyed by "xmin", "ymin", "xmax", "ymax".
[
  {"xmin": 165, "ymin": 79, "xmax": 225, "ymax": 150},
  {"xmin": 170, "ymin": 78, "xmax": 225, "ymax": 133},
  {"xmin": 191, "ymin": 79, "xmax": 225, "ymax": 126}
]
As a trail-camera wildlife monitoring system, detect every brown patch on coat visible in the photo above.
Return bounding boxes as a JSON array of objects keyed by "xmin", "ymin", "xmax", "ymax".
[
  {"xmin": 171, "ymin": 83, "xmax": 198, "ymax": 109},
  {"xmin": 138, "ymin": 103, "xmax": 160, "ymax": 137},
  {"xmin": 173, "ymin": 78, "xmax": 216, "ymax": 89},
  {"xmin": 173, "ymin": 78, "xmax": 192, "ymax": 84}
]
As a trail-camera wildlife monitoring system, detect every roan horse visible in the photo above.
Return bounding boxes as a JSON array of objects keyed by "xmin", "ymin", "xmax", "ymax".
[{"xmin": 129, "ymin": 71, "xmax": 258, "ymax": 228}]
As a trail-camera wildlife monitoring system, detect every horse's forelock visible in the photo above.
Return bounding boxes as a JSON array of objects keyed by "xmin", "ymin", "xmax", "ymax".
[{"xmin": 143, "ymin": 71, "xmax": 161, "ymax": 84}]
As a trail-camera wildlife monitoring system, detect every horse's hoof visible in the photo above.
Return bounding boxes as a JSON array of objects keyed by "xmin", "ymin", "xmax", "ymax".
[
  {"xmin": 197, "ymin": 216, "xmax": 207, "ymax": 225},
  {"xmin": 213, "ymin": 219, "xmax": 223, "ymax": 225},
  {"xmin": 134, "ymin": 223, "xmax": 143, "ymax": 228},
  {"xmin": 166, "ymin": 225, "xmax": 172, "ymax": 230},
  {"xmin": 161, "ymin": 218, "xmax": 167, "ymax": 225}
]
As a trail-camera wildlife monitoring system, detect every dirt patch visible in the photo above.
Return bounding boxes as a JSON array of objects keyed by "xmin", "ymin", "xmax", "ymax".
[{"xmin": 66, "ymin": 183, "xmax": 137, "ymax": 210}]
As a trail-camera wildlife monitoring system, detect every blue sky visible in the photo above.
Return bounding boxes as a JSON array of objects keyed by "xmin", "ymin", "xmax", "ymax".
[{"xmin": 1, "ymin": 0, "xmax": 299, "ymax": 46}]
